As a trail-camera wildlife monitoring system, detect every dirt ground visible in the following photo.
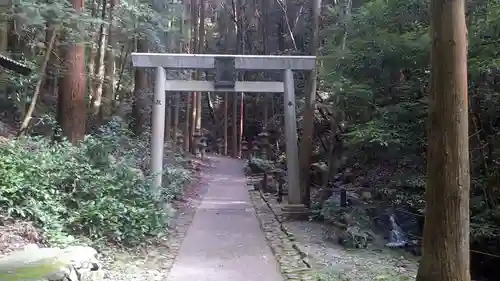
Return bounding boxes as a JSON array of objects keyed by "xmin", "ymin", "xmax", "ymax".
[{"xmin": 284, "ymin": 220, "xmax": 418, "ymax": 280}]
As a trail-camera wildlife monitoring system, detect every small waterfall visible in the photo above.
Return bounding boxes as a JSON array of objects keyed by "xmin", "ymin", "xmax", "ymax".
[{"xmin": 385, "ymin": 213, "xmax": 408, "ymax": 248}]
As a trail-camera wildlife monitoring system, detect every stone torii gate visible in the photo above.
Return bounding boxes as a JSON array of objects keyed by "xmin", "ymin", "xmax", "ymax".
[{"xmin": 131, "ymin": 53, "xmax": 315, "ymax": 211}]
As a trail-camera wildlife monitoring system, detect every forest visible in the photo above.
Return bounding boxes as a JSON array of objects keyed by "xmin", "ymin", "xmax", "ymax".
[{"xmin": 0, "ymin": 0, "xmax": 497, "ymax": 280}]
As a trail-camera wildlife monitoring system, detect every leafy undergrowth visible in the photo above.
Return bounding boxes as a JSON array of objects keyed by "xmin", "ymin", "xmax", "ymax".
[
  {"xmin": 244, "ymin": 156, "xmax": 275, "ymax": 175},
  {"xmin": 0, "ymin": 118, "xmax": 191, "ymax": 249}
]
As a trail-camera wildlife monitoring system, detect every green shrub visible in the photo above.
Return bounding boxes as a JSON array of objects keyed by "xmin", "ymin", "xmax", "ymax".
[
  {"xmin": 0, "ymin": 120, "xmax": 190, "ymax": 246},
  {"xmin": 163, "ymin": 165, "xmax": 191, "ymax": 201},
  {"xmin": 245, "ymin": 156, "xmax": 275, "ymax": 174}
]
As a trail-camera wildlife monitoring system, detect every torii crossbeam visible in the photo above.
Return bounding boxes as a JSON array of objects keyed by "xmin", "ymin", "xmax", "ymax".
[{"xmin": 131, "ymin": 53, "xmax": 316, "ymax": 209}]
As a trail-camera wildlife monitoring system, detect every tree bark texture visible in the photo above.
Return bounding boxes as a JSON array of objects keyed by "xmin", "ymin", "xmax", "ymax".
[
  {"xmin": 165, "ymin": 95, "xmax": 172, "ymax": 145},
  {"xmin": 232, "ymin": 92, "xmax": 238, "ymax": 158},
  {"xmin": 100, "ymin": 0, "xmax": 118, "ymax": 120},
  {"xmin": 189, "ymin": 0, "xmax": 199, "ymax": 152},
  {"xmin": 90, "ymin": 0, "xmax": 108, "ymax": 114},
  {"xmin": 173, "ymin": 92, "xmax": 180, "ymax": 147},
  {"xmin": 58, "ymin": 0, "xmax": 86, "ymax": 144},
  {"xmin": 195, "ymin": 0, "xmax": 205, "ymax": 133},
  {"xmin": 0, "ymin": 8, "xmax": 8, "ymax": 96},
  {"xmin": 224, "ymin": 92, "xmax": 228, "ymax": 155},
  {"xmin": 298, "ymin": 0, "xmax": 321, "ymax": 206},
  {"xmin": 131, "ymin": 39, "xmax": 148, "ymax": 135},
  {"xmin": 183, "ymin": 0, "xmax": 192, "ymax": 152},
  {"xmin": 416, "ymin": 0, "xmax": 470, "ymax": 280},
  {"xmin": 232, "ymin": 0, "xmax": 242, "ymax": 158}
]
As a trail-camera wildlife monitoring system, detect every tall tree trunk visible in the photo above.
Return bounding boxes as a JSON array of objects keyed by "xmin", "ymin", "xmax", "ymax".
[
  {"xmin": 100, "ymin": 0, "xmax": 118, "ymax": 120},
  {"xmin": 195, "ymin": 0, "xmax": 205, "ymax": 133},
  {"xmin": 91, "ymin": 0, "xmax": 108, "ymax": 114},
  {"xmin": 232, "ymin": 93, "xmax": 237, "ymax": 158},
  {"xmin": 165, "ymin": 95, "xmax": 172, "ymax": 144},
  {"xmin": 224, "ymin": 92, "xmax": 228, "ymax": 155},
  {"xmin": 0, "ymin": 5, "xmax": 8, "ymax": 96},
  {"xmin": 173, "ymin": 1, "xmax": 184, "ymax": 149},
  {"xmin": 298, "ymin": 0, "xmax": 321, "ymax": 206},
  {"xmin": 237, "ymin": 0, "xmax": 245, "ymax": 158},
  {"xmin": 87, "ymin": 0, "xmax": 98, "ymax": 104},
  {"xmin": 164, "ymin": 18, "xmax": 175, "ymax": 146},
  {"xmin": 43, "ymin": 27, "xmax": 59, "ymax": 99},
  {"xmin": 183, "ymin": 0, "xmax": 192, "ymax": 152},
  {"xmin": 239, "ymin": 92, "xmax": 244, "ymax": 158},
  {"xmin": 173, "ymin": 92, "xmax": 180, "ymax": 147},
  {"xmin": 189, "ymin": 0, "xmax": 199, "ymax": 153},
  {"xmin": 415, "ymin": 0, "xmax": 470, "ymax": 281},
  {"xmin": 231, "ymin": 0, "xmax": 242, "ymax": 158},
  {"xmin": 131, "ymin": 39, "xmax": 148, "ymax": 135},
  {"xmin": 58, "ymin": 0, "xmax": 86, "ymax": 144},
  {"xmin": 8, "ymin": 19, "xmax": 20, "ymax": 60},
  {"xmin": 184, "ymin": 93, "xmax": 192, "ymax": 151},
  {"xmin": 219, "ymin": 1, "xmax": 231, "ymax": 156},
  {"xmin": 260, "ymin": 0, "xmax": 268, "ymax": 127}
]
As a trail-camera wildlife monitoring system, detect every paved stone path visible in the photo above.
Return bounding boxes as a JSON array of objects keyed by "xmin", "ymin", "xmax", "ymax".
[{"xmin": 167, "ymin": 156, "xmax": 284, "ymax": 281}]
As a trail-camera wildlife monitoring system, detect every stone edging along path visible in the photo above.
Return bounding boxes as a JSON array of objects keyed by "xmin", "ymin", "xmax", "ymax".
[{"xmin": 247, "ymin": 178, "xmax": 316, "ymax": 281}]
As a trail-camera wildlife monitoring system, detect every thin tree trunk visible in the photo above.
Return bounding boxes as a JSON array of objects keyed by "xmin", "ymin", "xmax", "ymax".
[
  {"xmin": 19, "ymin": 26, "xmax": 58, "ymax": 136},
  {"xmin": 184, "ymin": 95, "xmax": 192, "ymax": 151},
  {"xmin": 87, "ymin": 0, "xmax": 98, "ymax": 103},
  {"xmin": 183, "ymin": 0, "xmax": 192, "ymax": 152},
  {"xmin": 415, "ymin": 0, "xmax": 470, "ymax": 280},
  {"xmin": 0, "ymin": 6, "xmax": 8, "ymax": 96},
  {"xmin": 58, "ymin": 0, "xmax": 86, "ymax": 144},
  {"xmin": 232, "ymin": 93, "xmax": 238, "ymax": 158},
  {"xmin": 261, "ymin": 0, "xmax": 268, "ymax": 127},
  {"xmin": 340, "ymin": 0, "xmax": 351, "ymax": 52},
  {"xmin": 231, "ymin": 0, "xmax": 241, "ymax": 158},
  {"xmin": 114, "ymin": 42, "xmax": 130, "ymax": 96},
  {"xmin": 189, "ymin": 0, "xmax": 199, "ymax": 153},
  {"xmin": 173, "ymin": 92, "xmax": 180, "ymax": 147},
  {"xmin": 224, "ymin": 92, "xmax": 228, "ymax": 155},
  {"xmin": 298, "ymin": 0, "xmax": 321, "ymax": 206},
  {"xmin": 195, "ymin": 0, "xmax": 205, "ymax": 133},
  {"xmin": 239, "ymin": 92, "xmax": 244, "ymax": 158},
  {"xmin": 206, "ymin": 92, "xmax": 216, "ymax": 123},
  {"xmin": 100, "ymin": 0, "xmax": 118, "ymax": 120},
  {"xmin": 91, "ymin": 0, "xmax": 107, "ymax": 114},
  {"xmin": 165, "ymin": 95, "xmax": 172, "ymax": 145},
  {"xmin": 164, "ymin": 18, "xmax": 175, "ymax": 147},
  {"xmin": 275, "ymin": 0, "xmax": 297, "ymax": 50},
  {"xmin": 173, "ymin": 1, "xmax": 184, "ymax": 150}
]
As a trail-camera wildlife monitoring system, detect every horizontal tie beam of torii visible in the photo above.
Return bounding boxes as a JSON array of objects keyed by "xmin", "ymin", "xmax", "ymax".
[{"xmin": 131, "ymin": 52, "xmax": 316, "ymax": 210}]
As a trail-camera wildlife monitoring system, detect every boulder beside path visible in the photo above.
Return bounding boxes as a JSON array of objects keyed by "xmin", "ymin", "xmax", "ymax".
[{"xmin": 0, "ymin": 244, "xmax": 103, "ymax": 281}]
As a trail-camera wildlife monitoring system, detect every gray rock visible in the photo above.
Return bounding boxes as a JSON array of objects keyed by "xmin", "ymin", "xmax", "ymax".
[{"xmin": 0, "ymin": 245, "xmax": 103, "ymax": 281}]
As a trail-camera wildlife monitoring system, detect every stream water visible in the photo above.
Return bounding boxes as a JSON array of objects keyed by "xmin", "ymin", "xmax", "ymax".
[
  {"xmin": 384, "ymin": 214, "xmax": 407, "ymax": 248},
  {"xmin": 378, "ymin": 210, "xmax": 496, "ymax": 281}
]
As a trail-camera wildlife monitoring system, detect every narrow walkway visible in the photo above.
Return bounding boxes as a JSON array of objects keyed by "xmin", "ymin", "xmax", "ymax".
[{"xmin": 167, "ymin": 157, "xmax": 284, "ymax": 281}]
